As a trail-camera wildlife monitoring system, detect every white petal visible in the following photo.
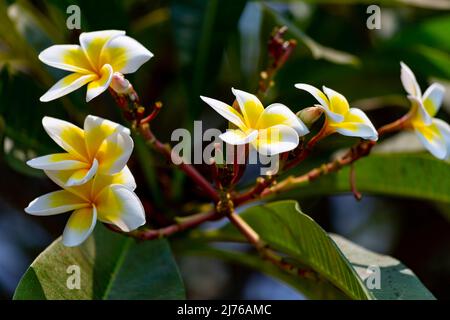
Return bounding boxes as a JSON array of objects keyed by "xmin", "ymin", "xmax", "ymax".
[
  {"xmin": 295, "ymin": 83, "xmax": 329, "ymax": 108},
  {"xmin": 400, "ymin": 62, "xmax": 421, "ymax": 97},
  {"xmin": 39, "ymin": 45, "xmax": 93, "ymax": 73},
  {"xmin": 86, "ymin": 64, "xmax": 113, "ymax": 102},
  {"xmin": 96, "ymin": 184, "xmax": 145, "ymax": 232},
  {"xmin": 101, "ymin": 35, "xmax": 153, "ymax": 74},
  {"xmin": 254, "ymin": 125, "xmax": 299, "ymax": 156},
  {"xmin": 79, "ymin": 30, "xmax": 125, "ymax": 68},
  {"xmin": 62, "ymin": 207, "xmax": 97, "ymax": 247},
  {"xmin": 27, "ymin": 153, "xmax": 88, "ymax": 170},
  {"xmin": 219, "ymin": 129, "xmax": 258, "ymax": 145},
  {"xmin": 422, "ymin": 83, "xmax": 445, "ymax": 117},
  {"xmin": 40, "ymin": 73, "xmax": 97, "ymax": 102},
  {"xmin": 256, "ymin": 103, "xmax": 309, "ymax": 136},
  {"xmin": 95, "ymin": 131, "xmax": 134, "ymax": 175},
  {"xmin": 84, "ymin": 115, "xmax": 130, "ymax": 159},
  {"xmin": 66, "ymin": 158, "xmax": 99, "ymax": 186},
  {"xmin": 414, "ymin": 119, "xmax": 450, "ymax": 160},
  {"xmin": 408, "ymin": 95, "xmax": 433, "ymax": 126},
  {"xmin": 42, "ymin": 116, "xmax": 88, "ymax": 160},
  {"xmin": 25, "ymin": 190, "xmax": 88, "ymax": 216},
  {"xmin": 200, "ymin": 95, "xmax": 247, "ymax": 130},
  {"xmin": 332, "ymin": 108, "xmax": 378, "ymax": 141},
  {"xmin": 231, "ymin": 88, "xmax": 264, "ymax": 128}
]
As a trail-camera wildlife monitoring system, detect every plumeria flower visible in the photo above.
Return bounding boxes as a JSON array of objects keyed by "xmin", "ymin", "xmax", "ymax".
[
  {"xmin": 39, "ymin": 30, "xmax": 153, "ymax": 102},
  {"xmin": 295, "ymin": 84, "xmax": 378, "ymax": 141},
  {"xmin": 200, "ymin": 88, "xmax": 309, "ymax": 156},
  {"xmin": 27, "ymin": 115, "xmax": 133, "ymax": 187},
  {"xmin": 25, "ymin": 167, "xmax": 145, "ymax": 246},
  {"xmin": 400, "ymin": 62, "xmax": 450, "ymax": 160}
]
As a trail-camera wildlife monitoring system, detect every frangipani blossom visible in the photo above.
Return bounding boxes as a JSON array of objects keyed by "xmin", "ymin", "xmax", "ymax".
[
  {"xmin": 295, "ymin": 84, "xmax": 378, "ymax": 141},
  {"xmin": 27, "ymin": 115, "xmax": 133, "ymax": 186},
  {"xmin": 25, "ymin": 167, "xmax": 145, "ymax": 246},
  {"xmin": 201, "ymin": 88, "xmax": 309, "ymax": 156},
  {"xmin": 39, "ymin": 30, "xmax": 153, "ymax": 102},
  {"xmin": 400, "ymin": 62, "xmax": 450, "ymax": 160}
]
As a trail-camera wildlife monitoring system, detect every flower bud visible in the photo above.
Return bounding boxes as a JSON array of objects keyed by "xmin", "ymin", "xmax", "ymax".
[
  {"xmin": 296, "ymin": 106, "xmax": 323, "ymax": 127},
  {"xmin": 110, "ymin": 72, "xmax": 132, "ymax": 94}
]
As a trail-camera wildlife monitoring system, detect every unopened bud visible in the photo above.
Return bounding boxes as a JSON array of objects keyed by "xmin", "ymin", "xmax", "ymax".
[
  {"xmin": 110, "ymin": 72, "xmax": 132, "ymax": 94},
  {"xmin": 296, "ymin": 106, "xmax": 323, "ymax": 127}
]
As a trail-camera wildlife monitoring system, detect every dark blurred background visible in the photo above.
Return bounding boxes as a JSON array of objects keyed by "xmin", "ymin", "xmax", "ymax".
[{"xmin": 0, "ymin": 0, "xmax": 449, "ymax": 299}]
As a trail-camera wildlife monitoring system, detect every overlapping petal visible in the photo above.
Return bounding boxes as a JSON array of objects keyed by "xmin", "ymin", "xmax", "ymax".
[
  {"xmin": 27, "ymin": 153, "xmax": 88, "ymax": 170},
  {"xmin": 329, "ymin": 108, "xmax": 378, "ymax": 141},
  {"xmin": 62, "ymin": 207, "xmax": 97, "ymax": 247},
  {"xmin": 25, "ymin": 190, "xmax": 88, "ymax": 216},
  {"xmin": 422, "ymin": 83, "xmax": 445, "ymax": 117},
  {"xmin": 95, "ymin": 184, "xmax": 146, "ymax": 232},
  {"xmin": 200, "ymin": 96, "xmax": 247, "ymax": 130},
  {"xmin": 42, "ymin": 117, "xmax": 88, "ymax": 161},
  {"xmin": 253, "ymin": 125, "xmax": 299, "ymax": 156},
  {"xmin": 86, "ymin": 64, "xmax": 113, "ymax": 102},
  {"xmin": 40, "ymin": 73, "xmax": 97, "ymax": 102},
  {"xmin": 38, "ymin": 45, "xmax": 93, "ymax": 74},
  {"xmin": 219, "ymin": 129, "xmax": 258, "ymax": 145},
  {"xmin": 256, "ymin": 103, "xmax": 309, "ymax": 135},
  {"xmin": 414, "ymin": 118, "xmax": 450, "ymax": 160},
  {"xmin": 79, "ymin": 30, "xmax": 125, "ymax": 69},
  {"xmin": 101, "ymin": 35, "xmax": 153, "ymax": 74},
  {"xmin": 231, "ymin": 88, "xmax": 265, "ymax": 128},
  {"xmin": 95, "ymin": 131, "xmax": 134, "ymax": 175}
]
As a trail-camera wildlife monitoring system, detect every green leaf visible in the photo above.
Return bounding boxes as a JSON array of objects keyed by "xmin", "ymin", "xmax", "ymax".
[
  {"xmin": 292, "ymin": 153, "xmax": 450, "ymax": 204},
  {"xmin": 331, "ymin": 234, "xmax": 435, "ymax": 300},
  {"xmin": 193, "ymin": 200, "xmax": 434, "ymax": 299},
  {"xmin": 13, "ymin": 224, "xmax": 185, "ymax": 300},
  {"xmin": 200, "ymin": 200, "xmax": 373, "ymax": 299}
]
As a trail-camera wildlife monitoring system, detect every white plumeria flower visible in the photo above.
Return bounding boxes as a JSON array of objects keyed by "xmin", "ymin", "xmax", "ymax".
[
  {"xmin": 25, "ymin": 167, "xmax": 145, "ymax": 247},
  {"xmin": 295, "ymin": 84, "xmax": 378, "ymax": 141},
  {"xmin": 400, "ymin": 62, "xmax": 450, "ymax": 160},
  {"xmin": 39, "ymin": 30, "xmax": 153, "ymax": 102},
  {"xmin": 201, "ymin": 88, "xmax": 309, "ymax": 156},
  {"xmin": 27, "ymin": 115, "xmax": 133, "ymax": 186}
]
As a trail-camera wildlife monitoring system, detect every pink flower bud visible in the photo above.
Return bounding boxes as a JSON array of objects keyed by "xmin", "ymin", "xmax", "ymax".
[{"xmin": 110, "ymin": 72, "xmax": 132, "ymax": 94}]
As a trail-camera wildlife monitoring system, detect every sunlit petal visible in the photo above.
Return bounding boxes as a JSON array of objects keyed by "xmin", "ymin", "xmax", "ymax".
[
  {"xmin": 86, "ymin": 64, "xmax": 113, "ymax": 102},
  {"xmin": 409, "ymin": 95, "xmax": 433, "ymax": 126},
  {"xmin": 422, "ymin": 83, "xmax": 445, "ymax": 117},
  {"xmin": 329, "ymin": 108, "xmax": 378, "ymax": 141},
  {"xmin": 39, "ymin": 45, "xmax": 93, "ymax": 73},
  {"xmin": 400, "ymin": 62, "xmax": 421, "ymax": 97},
  {"xmin": 42, "ymin": 116, "xmax": 88, "ymax": 161},
  {"xmin": 95, "ymin": 131, "xmax": 133, "ymax": 175},
  {"xmin": 25, "ymin": 190, "xmax": 88, "ymax": 216},
  {"xmin": 92, "ymin": 166, "xmax": 137, "ymax": 193},
  {"xmin": 96, "ymin": 184, "xmax": 145, "ymax": 232},
  {"xmin": 256, "ymin": 103, "xmax": 309, "ymax": 135},
  {"xmin": 414, "ymin": 118, "xmax": 450, "ymax": 160},
  {"xmin": 231, "ymin": 88, "xmax": 265, "ymax": 128},
  {"xmin": 62, "ymin": 207, "xmax": 97, "ymax": 247},
  {"xmin": 200, "ymin": 96, "xmax": 247, "ymax": 130},
  {"xmin": 84, "ymin": 115, "xmax": 130, "ymax": 159},
  {"xmin": 101, "ymin": 35, "xmax": 153, "ymax": 74},
  {"xmin": 322, "ymin": 86, "xmax": 350, "ymax": 116},
  {"xmin": 40, "ymin": 72, "xmax": 97, "ymax": 102},
  {"xmin": 253, "ymin": 125, "xmax": 299, "ymax": 156},
  {"xmin": 219, "ymin": 129, "xmax": 258, "ymax": 145},
  {"xmin": 79, "ymin": 30, "xmax": 125, "ymax": 69},
  {"xmin": 27, "ymin": 153, "xmax": 89, "ymax": 170},
  {"xmin": 66, "ymin": 158, "xmax": 99, "ymax": 186}
]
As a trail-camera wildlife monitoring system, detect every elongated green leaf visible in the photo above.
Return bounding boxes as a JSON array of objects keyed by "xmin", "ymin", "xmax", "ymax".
[
  {"xmin": 331, "ymin": 234, "xmax": 435, "ymax": 300},
  {"xmin": 200, "ymin": 200, "xmax": 373, "ymax": 299},
  {"xmin": 292, "ymin": 153, "xmax": 450, "ymax": 204},
  {"xmin": 194, "ymin": 201, "xmax": 434, "ymax": 299},
  {"xmin": 13, "ymin": 224, "xmax": 185, "ymax": 300},
  {"xmin": 174, "ymin": 239, "xmax": 349, "ymax": 299}
]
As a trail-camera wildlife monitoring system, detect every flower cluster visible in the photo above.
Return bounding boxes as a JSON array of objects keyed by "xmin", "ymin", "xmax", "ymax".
[
  {"xmin": 26, "ymin": 29, "xmax": 450, "ymax": 248},
  {"xmin": 25, "ymin": 115, "xmax": 145, "ymax": 246}
]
